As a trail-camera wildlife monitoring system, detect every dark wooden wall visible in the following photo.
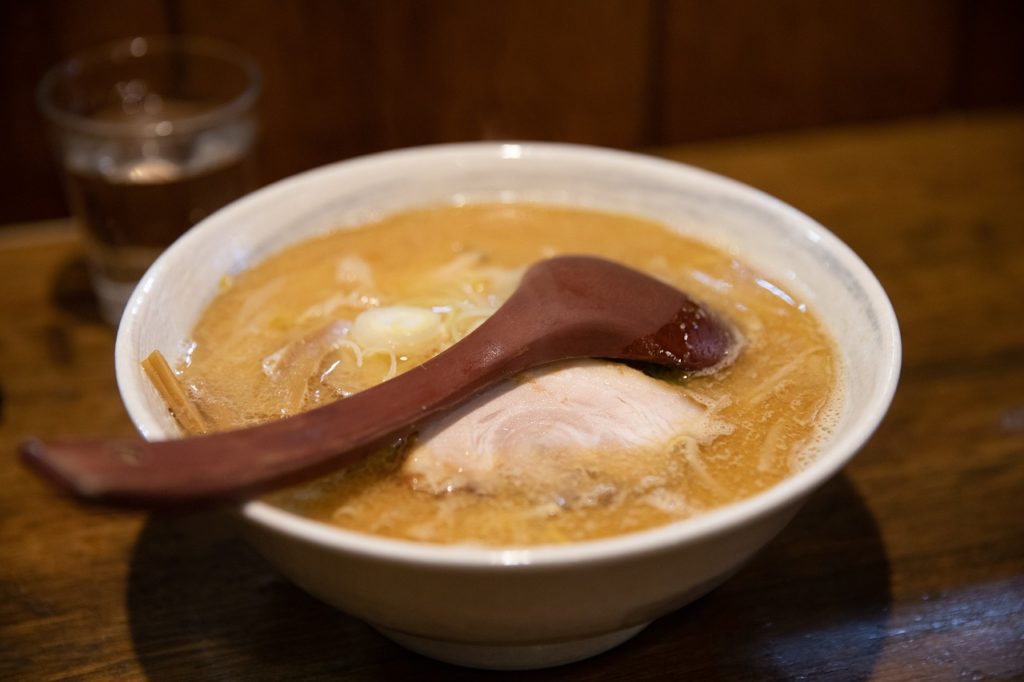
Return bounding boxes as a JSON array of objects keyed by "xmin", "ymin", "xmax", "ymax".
[{"xmin": 2, "ymin": 0, "xmax": 1022, "ymax": 225}]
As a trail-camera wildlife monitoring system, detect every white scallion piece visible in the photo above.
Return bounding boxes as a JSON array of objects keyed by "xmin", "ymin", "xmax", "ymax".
[{"xmin": 352, "ymin": 305, "xmax": 445, "ymax": 355}]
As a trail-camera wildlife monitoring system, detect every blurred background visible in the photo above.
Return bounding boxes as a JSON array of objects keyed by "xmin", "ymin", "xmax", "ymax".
[{"xmin": 2, "ymin": 0, "xmax": 1022, "ymax": 226}]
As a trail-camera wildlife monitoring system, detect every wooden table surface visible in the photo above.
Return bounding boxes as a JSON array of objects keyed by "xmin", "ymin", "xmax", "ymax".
[{"xmin": 2, "ymin": 113, "xmax": 1022, "ymax": 681}]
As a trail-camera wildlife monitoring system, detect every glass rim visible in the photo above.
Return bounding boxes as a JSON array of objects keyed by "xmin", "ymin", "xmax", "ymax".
[{"xmin": 36, "ymin": 35, "xmax": 262, "ymax": 139}]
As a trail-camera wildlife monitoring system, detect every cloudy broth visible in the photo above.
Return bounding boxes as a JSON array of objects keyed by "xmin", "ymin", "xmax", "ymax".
[{"xmin": 176, "ymin": 204, "xmax": 841, "ymax": 545}]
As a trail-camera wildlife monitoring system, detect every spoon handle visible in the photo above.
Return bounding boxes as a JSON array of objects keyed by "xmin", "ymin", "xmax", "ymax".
[
  {"xmin": 20, "ymin": 296, "xmax": 555, "ymax": 506},
  {"xmin": 20, "ymin": 256, "xmax": 734, "ymax": 507}
]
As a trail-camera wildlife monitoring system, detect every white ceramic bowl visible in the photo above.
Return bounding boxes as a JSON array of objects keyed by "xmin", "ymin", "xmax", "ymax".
[{"xmin": 116, "ymin": 142, "xmax": 900, "ymax": 670}]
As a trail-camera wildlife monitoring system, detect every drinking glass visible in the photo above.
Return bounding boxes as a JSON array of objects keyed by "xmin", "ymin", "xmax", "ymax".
[{"xmin": 37, "ymin": 36, "xmax": 261, "ymax": 324}]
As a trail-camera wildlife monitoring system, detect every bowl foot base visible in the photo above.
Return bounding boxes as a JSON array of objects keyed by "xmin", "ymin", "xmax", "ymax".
[{"xmin": 375, "ymin": 622, "xmax": 650, "ymax": 670}]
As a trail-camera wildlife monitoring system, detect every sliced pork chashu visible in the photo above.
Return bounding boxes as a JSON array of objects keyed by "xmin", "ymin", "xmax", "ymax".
[{"xmin": 401, "ymin": 360, "xmax": 733, "ymax": 508}]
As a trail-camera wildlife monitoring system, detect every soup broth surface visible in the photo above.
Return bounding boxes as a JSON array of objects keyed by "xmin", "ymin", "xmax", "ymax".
[{"xmin": 177, "ymin": 204, "xmax": 840, "ymax": 545}]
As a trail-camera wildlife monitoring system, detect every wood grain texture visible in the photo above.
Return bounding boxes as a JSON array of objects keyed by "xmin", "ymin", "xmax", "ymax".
[
  {"xmin": 171, "ymin": 0, "xmax": 652, "ymax": 185},
  {"xmin": 2, "ymin": 113, "xmax": 1023, "ymax": 680},
  {"xmin": 659, "ymin": 0, "xmax": 962, "ymax": 139},
  {"xmin": 3, "ymin": 0, "xmax": 1023, "ymax": 224}
]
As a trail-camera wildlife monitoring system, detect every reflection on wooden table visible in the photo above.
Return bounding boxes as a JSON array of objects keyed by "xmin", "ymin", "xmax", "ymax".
[{"xmin": 1, "ymin": 113, "xmax": 1022, "ymax": 680}]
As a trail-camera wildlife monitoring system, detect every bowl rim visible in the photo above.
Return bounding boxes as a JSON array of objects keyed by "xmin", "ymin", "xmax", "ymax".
[{"xmin": 117, "ymin": 141, "xmax": 902, "ymax": 569}]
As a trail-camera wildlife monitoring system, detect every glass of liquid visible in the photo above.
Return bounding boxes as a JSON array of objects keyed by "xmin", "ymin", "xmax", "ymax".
[{"xmin": 37, "ymin": 36, "xmax": 261, "ymax": 324}]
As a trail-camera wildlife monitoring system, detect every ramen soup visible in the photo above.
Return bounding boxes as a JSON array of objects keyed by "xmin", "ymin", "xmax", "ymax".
[{"xmin": 164, "ymin": 204, "xmax": 841, "ymax": 545}]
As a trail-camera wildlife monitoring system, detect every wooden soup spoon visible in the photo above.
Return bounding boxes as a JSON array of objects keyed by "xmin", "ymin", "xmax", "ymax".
[{"xmin": 21, "ymin": 256, "xmax": 735, "ymax": 507}]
